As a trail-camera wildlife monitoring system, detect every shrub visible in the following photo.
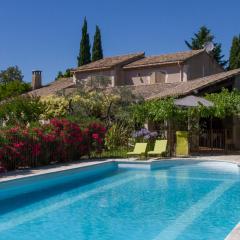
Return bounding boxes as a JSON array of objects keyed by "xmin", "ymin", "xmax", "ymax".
[
  {"xmin": 0, "ymin": 95, "xmax": 45, "ymax": 126},
  {"xmin": 131, "ymin": 128, "xmax": 158, "ymax": 149},
  {"xmin": 40, "ymin": 95, "xmax": 72, "ymax": 119},
  {"xmin": 0, "ymin": 119, "xmax": 106, "ymax": 171},
  {"xmin": 105, "ymin": 123, "xmax": 130, "ymax": 150},
  {"xmin": 0, "ymin": 80, "xmax": 31, "ymax": 101},
  {"xmin": 132, "ymin": 128, "xmax": 158, "ymax": 142},
  {"xmin": 85, "ymin": 122, "xmax": 106, "ymax": 154}
]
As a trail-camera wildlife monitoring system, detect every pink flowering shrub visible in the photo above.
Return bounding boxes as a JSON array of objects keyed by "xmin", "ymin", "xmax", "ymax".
[
  {"xmin": 0, "ymin": 119, "xmax": 106, "ymax": 171},
  {"xmin": 86, "ymin": 123, "xmax": 106, "ymax": 153}
]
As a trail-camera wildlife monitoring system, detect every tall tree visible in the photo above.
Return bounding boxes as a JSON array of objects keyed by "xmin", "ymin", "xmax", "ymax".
[
  {"xmin": 77, "ymin": 17, "xmax": 91, "ymax": 67},
  {"xmin": 55, "ymin": 68, "xmax": 73, "ymax": 80},
  {"xmin": 185, "ymin": 26, "xmax": 227, "ymax": 68},
  {"xmin": 0, "ymin": 66, "xmax": 24, "ymax": 84},
  {"xmin": 92, "ymin": 25, "xmax": 103, "ymax": 62},
  {"xmin": 229, "ymin": 35, "xmax": 240, "ymax": 70}
]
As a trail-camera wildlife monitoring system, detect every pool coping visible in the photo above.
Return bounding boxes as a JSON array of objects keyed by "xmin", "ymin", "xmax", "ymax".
[
  {"xmin": 0, "ymin": 157, "xmax": 240, "ymax": 240},
  {"xmin": 225, "ymin": 223, "xmax": 240, "ymax": 240},
  {"xmin": 2, "ymin": 156, "xmax": 240, "ymax": 183},
  {"xmin": 0, "ymin": 159, "xmax": 119, "ymax": 183}
]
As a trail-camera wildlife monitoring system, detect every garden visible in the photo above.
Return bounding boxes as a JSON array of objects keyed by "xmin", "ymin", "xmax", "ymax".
[{"xmin": 1, "ymin": 80, "xmax": 240, "ymax": 172}]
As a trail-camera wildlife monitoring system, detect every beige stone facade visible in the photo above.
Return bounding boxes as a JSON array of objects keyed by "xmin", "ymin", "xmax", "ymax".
[
  {"xmin": 123, "ymin": 64, "xmax": 181, "ymax": 85},
  {"xmin": 73, "ymin": 50, "xmax": 224, "ymax": 87},
  {"xmin": 185, "ymin": 51, "xmax": 223, "ymax": 81},
  {"xmin": 74, "ymin": 69, "xmax": 115, "ymax": 87}
]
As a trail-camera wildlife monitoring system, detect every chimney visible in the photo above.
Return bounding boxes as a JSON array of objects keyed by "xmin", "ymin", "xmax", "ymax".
[{"xmin": 32, "ymin": 70, "xmax": 42, "ymax": 90}]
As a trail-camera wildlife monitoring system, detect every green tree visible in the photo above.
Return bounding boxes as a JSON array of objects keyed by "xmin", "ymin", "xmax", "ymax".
[
  {"xmin": 0, "ymin": 95, "xmax": 45, "ymax": 126},
  {"xmin": 229, "ymin": 35, "xmax": 240, "ymax": 70},
  {"xmin": 92, "ymin": 25, "xmax": 103, "ymax": 62},
  {"xmin": 63, "ymin": 68, "xmax": 73, "ymax": 78},
  {"xmin": 55, "ymin": 69, "xmax": 73, "ymax": 80},
  {"xmin": 0, "ymin": 80, "xmax": 31, "ymax": 101},
  {"xmin": 0, "ymin": 66, "xmax": 24, "ymax": 84},
  {"xmin": 77, "ymin": 17, "xmax": 91, "ymax": 66},
  {"xmin": 185, "ymin": 26, "xmax": 227, "ymax": 68},
  {"xmin": 55, "ymin": 71, "xmax": 63, "ymax": 80}
]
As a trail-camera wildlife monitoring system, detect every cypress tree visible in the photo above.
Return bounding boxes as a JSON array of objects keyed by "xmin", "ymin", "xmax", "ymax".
[
  {"xmin": 92, "ymin": 25, "xmax": 103, "ymax": 62},
  {"xmin": 185, "ymin": 26, "xmax": 227, "ymax": 68},
  {"xmin": 229, "ymin": 35, "xmax": 240, "ymax": 70},
  {"xmin": 77, "ymin": 17, "xmax": 91, "ymax": 66}
]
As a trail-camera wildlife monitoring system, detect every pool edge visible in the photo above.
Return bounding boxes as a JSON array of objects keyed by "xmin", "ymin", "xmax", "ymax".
[
  {"xmin": 0, "ymin": 160, "xmax": 116, "ymax": 184},
  {"xmin": 1, "ymin": 158, "xmax": 240, "ymax": 184},
  {"xmin": 225, "ymin": 222, "xmax": 240, "ymax": 240}
]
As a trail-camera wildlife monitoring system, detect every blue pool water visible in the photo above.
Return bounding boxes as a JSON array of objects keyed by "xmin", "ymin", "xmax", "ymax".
[{"xmin": 0, "ymin": 161, "xmax": 240, "ymax": 240}]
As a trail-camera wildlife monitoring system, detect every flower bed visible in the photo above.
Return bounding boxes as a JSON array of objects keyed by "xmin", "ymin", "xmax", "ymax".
[{"xmin": 0, "ymin": 119, "xmax": 106, "ymax": 171}]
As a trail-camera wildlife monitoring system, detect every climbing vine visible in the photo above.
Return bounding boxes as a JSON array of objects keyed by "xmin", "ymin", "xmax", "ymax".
[{"xmin": 131, "ymin": 88, "xmax": 240, "ymax": 126}]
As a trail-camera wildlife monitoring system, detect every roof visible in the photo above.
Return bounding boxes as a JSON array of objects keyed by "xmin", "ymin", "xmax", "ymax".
[
  {"xmin": 112, "ymin": 83, "xmax": 181, "ymax": 100},
  {"xmin": 26, "ymin": 68, "xmax": 240, "ymax": 100},
  {"xmin": 27, "ymin": 78, "xmax": 75, "ymax": 97},
  {"xmin": 146, "ymin": 68, "xmax": 240, "ymax": 100},
  {"xmin": 72, "ymin": 52, "xmax": 145, "ymax": 72},
  {"xmin": 123, "ymin": 49, "xmax": 204, "ymax": 69}
]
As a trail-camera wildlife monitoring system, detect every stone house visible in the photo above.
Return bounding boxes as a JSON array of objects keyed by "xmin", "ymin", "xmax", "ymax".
[
  {"xmin": 71, "ymin": 49, "xmax": 223, "ymax": 87},
  {"xmin": 28, "ymin": 50, "xmax": 240, "ymax": 152}
]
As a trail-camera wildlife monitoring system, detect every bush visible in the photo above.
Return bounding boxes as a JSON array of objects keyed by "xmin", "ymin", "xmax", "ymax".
[
  {"xmin": 131, "ymin": 128, "xmax": 158, "ymax": 150},
  {"xmin": 40, "ymin": 95, "xmax": 74, "ymax": 119},
  {"xmin": 0, "ymin": 95, "xmax": 45, "ymax": 126},
  {"xmin": 0, "ymin": 119, "xmax": 106, "ymax": 171},
  {"xmin": 105, "ymin": 123, "xmax": 130, "ymax": 150},
  {"xmin": 0, "ymin": 80, "xmax": 30, "ymax": 101}
]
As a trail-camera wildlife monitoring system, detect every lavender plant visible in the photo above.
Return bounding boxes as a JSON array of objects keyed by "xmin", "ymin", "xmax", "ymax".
[{"xmin": 132, "ymin": 128, "xmax": 158, "ymax": 141}]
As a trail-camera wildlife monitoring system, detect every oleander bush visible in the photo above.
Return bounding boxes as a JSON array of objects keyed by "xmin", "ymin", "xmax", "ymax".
[{"xmin": 0, "ymin": 118, "xmax": 106, "ymax": 171}]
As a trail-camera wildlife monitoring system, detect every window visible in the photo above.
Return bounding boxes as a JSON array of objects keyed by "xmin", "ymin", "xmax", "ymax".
[{"xmin": 152, "ymin": 71, "xmax": 168, "ymax": 83}]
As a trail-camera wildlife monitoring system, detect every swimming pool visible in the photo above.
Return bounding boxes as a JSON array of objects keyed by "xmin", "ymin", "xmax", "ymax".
[{"xmin": 0, "ymin": 160, "xmax": 240, "ymax": 240}]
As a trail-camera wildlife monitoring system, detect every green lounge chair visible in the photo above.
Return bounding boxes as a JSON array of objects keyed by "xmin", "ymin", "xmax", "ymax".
[
  {"xmin": 127, "ymin": 143, "xmax": 147, "ymax": 158},
  {"xmin": 176, "ymin": 131, "xmax": 189, "ymax": 157},
  {"xmin": 148, "ymin": 140, "xmax": 167, "ymax": 157}
]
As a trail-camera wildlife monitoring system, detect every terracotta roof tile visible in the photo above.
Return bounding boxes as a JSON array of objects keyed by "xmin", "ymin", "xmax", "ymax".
[
  {"xmin": 26, "ymin": 69, "xmax": 240, "ymax": 101},
  {"xmin": 27, "ymin": 78, "xmax": 75, "ymax": 97},
  {"xmin": 146, "ymin": 68, "xmax": 240, "ymax": 99},
  {"xmin": 112, "ymin": 83, "xmax": 181, "ymax": 99},
  {"xmin": 123, "ymin": 50, "xmax": 204, "ymax": 69},
  {"xmin": 72, "ymin": 52, "xmax": 145, "ymax": 72}
]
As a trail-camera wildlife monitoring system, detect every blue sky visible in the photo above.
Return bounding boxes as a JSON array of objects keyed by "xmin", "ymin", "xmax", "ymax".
[{"xmin": 0, "ymin": 0, "xmax": 239, "ymax": 84}]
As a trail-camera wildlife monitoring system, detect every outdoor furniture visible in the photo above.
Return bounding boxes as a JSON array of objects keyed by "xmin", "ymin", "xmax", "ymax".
[
  {"xmin": 174, "ymin": 95, "xmax": 214, "ymax": 107},
  {"xmin": 176, "ymin": 131, "xmax": 189, "ymax": 157},
  {"xmin": 148, "ymin": 140, "xmax": 167, "ymax": 157},
  {"xmin": 127, "ymin": 143, "xmax": 147, "ymax": 159}
]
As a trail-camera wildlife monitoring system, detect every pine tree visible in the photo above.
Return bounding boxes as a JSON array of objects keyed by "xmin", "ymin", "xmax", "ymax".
[
  {"xmin": 229, "ymin": 35, "xmax": 240, "ymax": 70},
  {"xmin": 185, "ymin": 26, "xmax": 227, "ymax": 68},
  {"xmin": 77, "ymin": 17, "xmax": 91, "ymax": 66},
  {"xmin": 92, "ymin": 25, "xmax": 103, "ymax": 62}
]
